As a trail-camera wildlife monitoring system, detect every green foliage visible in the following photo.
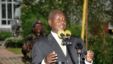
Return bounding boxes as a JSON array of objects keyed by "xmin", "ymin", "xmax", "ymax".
[
  {"xmin": 88, "ymin": 34, "xmax": 113, "ymax": 64},
  {"xmin": 0, "ymin": 32, "xmax": 12, "ymax": 41},
  {"xmin": 7, "ymin": 48, "xmax": 22, "ymax": 54},
  {"xmin": 5, "ymin": 36, "xmax": 24, "ymax": 48},
  {"xmin": 21, "ymin": 12, "xmax": 49, "ymax": 36},
  {"xmin": 21, "ymin": 0, "xmax": 113, "ymax": 64},
  {"xmin": 21, "ymin": 13, "xmax": 36, "ymax": 36},
  {"xmin": 89, "ymin": 0, "xmax": 113, "ymax": 23},
  {"xmin": 87, "ymin": 0, "xmax": 113, "ymax": 63},
  {"xmin": 21, "ymin": 0, "xmax": 83, "ymax": 37},
  {"xmin": 68, "ymin": 23, "xmax": 81, "ymax": 37}
]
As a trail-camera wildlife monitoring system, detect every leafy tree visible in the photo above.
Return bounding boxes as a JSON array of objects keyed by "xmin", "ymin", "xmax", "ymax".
[
  {"xmin": 21, "ymin": 0, "xmax": 113, "ymax": 63},
  {"xmin": 88, "ymin": 0, "xmax": 113, "ymax": 64},
  {"xmin": 21, "ymin": 0, "xmax": 83, "ymax": 36}
]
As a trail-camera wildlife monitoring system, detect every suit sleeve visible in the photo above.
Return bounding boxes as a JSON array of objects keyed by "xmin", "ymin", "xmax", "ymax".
[{"xmin": 32, "ymin": 40, "xmax": 44, "ymax": 64}]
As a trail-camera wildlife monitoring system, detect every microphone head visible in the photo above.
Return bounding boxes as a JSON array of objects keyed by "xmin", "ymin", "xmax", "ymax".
[
  {"xmin": 75, "ymin": 42, "xmax": 83, "ymax": 50},
  {"xmin": 75, "ymin": 42, "xmax": 83, "ymax": 53},
  {"xmin": 57, "ymin": 30, "xmax": 65, "ymax": 39},
  {"xmin": 65, "ymin": 30, "xmax": 71, "ymax": 38},
  {"xmin": 57, "ymin": 30, "xmax": 72, "ymax": 39}
]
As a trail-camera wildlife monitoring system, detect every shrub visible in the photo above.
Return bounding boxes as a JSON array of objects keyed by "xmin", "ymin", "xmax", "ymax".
[
  {"xmin": 88, "ymin": 34, "xmax": 113, "ymax": 64},
  {"xmin": 5, "ymin": 36, "xmax": 24, "ymax": 48},
  {"xmin": 0, "ymin": 32, "xmax": 12, "ymax": 41}
]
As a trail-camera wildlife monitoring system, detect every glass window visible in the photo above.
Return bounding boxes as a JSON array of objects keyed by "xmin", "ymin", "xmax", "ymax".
[
  {"xmin": 8, "ymin": 4, "xmax": 12, "ymax": 19},
  {"xmin": 1, "ymin": 0, "xmax": 6, "ymax": 1},
  {"xmin": 1, "ymin": 0, "xmax": 16, "ymax": 26},
  {"xmin": 8, "ymin": 20, "xmax": 11, "ymax": 25},
  {"xmin": 8, "ymin": 0, "xmax": 12, "ymax": 2},
  {"xmin": 2, "ymin": 4, "xmax": 6, "ymax": 18},
  {"xmin": 2, "ymin": 20, "xmax": 6, "ymax": 25}
]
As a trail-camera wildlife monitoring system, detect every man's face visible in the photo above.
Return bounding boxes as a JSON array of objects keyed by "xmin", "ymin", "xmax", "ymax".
[
  {"xmin": 49, "ymin": 13, "xmax": 66, "ymax": 33},
  {"xmin": 34, "ymin": 24, "xmax": 42, "ymax": 33}
]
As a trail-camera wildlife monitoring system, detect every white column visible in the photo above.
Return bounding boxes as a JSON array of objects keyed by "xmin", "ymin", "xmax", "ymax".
[
  {"xmin": 6, "ymin": 0, "xmax": 8, "ymax": 25},
  {"xmin": 0, "ymin": 0, "xmax": 1, "ymax": 25},
  {"xmin": 12, "ymin": 0, "xmax": 14, "ymax": 20}
]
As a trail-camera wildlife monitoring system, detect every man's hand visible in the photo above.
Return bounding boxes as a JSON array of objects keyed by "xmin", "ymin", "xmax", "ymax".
[
  {"xmin": 45, "ymin": 51, "xmax": 58, "ymax": 64},
  {"xmin": 85, "ymin": 50, "xmax": 94, "ymax": 63}
]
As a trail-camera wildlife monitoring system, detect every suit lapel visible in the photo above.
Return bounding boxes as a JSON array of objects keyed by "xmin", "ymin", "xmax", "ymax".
[
  {"xmin": 47, "ymin": 34, "xmax": 66, "ymax": 61},
  {"xmin": 47, "ymin": 34, "xmax": 79, "ymax": 64},
  {"xmin": 68, "ymin": 42, "xmax": 78, "ymax": 64}
]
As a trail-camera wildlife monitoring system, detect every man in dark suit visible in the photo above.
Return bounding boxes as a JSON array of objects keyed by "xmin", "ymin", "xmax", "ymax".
[
  {"xmin": 22, "ymin": 20, "xmax": 45, "ymax": 63},
  {"xmin": 32, "ymin": 10, "xmax": 94, "ymax": 64}
]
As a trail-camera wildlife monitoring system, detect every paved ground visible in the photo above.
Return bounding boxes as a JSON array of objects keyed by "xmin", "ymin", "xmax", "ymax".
[{"xmin": 0, "ymin": 48, "xmax": 26, "ymax": 64}]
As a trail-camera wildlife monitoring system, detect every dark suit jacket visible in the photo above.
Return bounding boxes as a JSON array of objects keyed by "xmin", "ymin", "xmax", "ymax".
[{"xmin": 32, "ymin": 33, "xmax": 86, "ymax": 64}]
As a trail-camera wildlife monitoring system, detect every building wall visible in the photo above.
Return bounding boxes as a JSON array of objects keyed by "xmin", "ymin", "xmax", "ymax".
[{"xmin": 0, "ymin": 0, "xmax": 21, "ymax": 32}]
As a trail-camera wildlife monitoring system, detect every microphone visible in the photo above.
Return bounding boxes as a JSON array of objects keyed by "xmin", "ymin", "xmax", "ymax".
[
  {"xmin": 65, "ymin": 30, "xmax": 71, "ymax": 39},
  {"xmin": 57, "ymin": 30, "xmax": 65, "ymax": 39},
  {"xmin": 57, "ymin": 30, "xmax": 75, "ymax": 64},
  {"xmin": 75, "ymin": 42, "xmax": 83, "ymax": 64},
  {"xmin": 63, "ymin": 30, "xmax": 72, "ymax": 45},
  {"xmin": 75, "ymin": 42, "xmax": 83, "ymax": 54},
  {"xmin": 57, "ymin": 30, "xmax": 71, "ymax": 39},
  {"xmin": 57, "ymin": 30, "xmax": 72, "ymax": 45}
]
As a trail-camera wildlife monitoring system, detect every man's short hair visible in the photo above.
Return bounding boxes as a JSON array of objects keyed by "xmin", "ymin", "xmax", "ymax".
[
  {"xmin": 32, "ymin": 20, "xmax": 42, "ymax": 28},
  {"xmin": 32, "ymin": 20, "xmax": 43, "ymax": 33},
  {"xmin": 48, "ymin": 9, "xmax": 65, "ymax": 21}
]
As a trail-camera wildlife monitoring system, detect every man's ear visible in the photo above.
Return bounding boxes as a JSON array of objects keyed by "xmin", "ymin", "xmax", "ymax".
[{"xmin": 48, "ymin": 20, "xmax": 52, "ymax": 27}]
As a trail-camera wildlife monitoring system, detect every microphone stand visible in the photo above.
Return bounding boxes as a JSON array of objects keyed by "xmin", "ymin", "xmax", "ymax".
[
  {"xmin": 77, "ymin": 50, "xmax": 81, "ymax": 64},
  {"xmin": 78, "ymin": 54, "xmax": 80, "ymax": 64},
  {"xmin": 75, "ymin": 43, "xmax": 83, "ymax": 64}
]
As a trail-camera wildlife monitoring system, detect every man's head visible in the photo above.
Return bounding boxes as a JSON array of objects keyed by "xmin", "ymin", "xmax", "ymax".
[
  {"xmin": 32, "ymin": 20, "xmax": 43, "ymax": 34},
  {"xmin": 85, "ymin": 50, "xmax": 94, "ymax": 62},
  {"xmin": 48, "ymin": 10, "xmax": 67, "ymax": 33}
]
